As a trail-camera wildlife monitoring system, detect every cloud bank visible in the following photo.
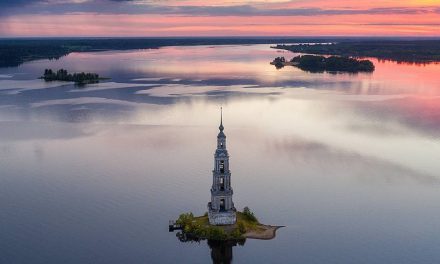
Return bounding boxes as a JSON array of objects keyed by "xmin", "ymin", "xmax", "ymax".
[{"xmin": 1, "ymin": 0, "xmax": 439, "ymax": 36}]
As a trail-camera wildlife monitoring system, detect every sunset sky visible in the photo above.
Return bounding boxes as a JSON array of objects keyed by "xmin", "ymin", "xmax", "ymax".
[{"xmin": 0, "ymin": 0, "xmax": 439, "ymax": 37}]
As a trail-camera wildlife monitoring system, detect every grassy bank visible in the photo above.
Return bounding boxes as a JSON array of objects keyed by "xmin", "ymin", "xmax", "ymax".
[{"xmin": 175, "ymin": 207, "xmax": 279, "ymax": 241}]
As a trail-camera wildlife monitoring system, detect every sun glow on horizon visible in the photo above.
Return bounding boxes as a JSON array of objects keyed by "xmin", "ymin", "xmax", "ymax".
[{"xmin": 0, "ymin": 0, "xmax": 439, "ymax": 36}]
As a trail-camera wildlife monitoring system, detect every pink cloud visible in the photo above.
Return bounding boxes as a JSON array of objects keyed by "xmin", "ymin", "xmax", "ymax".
[{"xmin": 0, "ymin": 0, "xmax": 439, "ymax": 36}]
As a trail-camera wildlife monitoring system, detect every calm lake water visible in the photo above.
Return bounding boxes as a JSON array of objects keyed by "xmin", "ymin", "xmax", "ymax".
[{"xmin": 1, "ymin": 44, "xmax": 440, "ymax": 264}]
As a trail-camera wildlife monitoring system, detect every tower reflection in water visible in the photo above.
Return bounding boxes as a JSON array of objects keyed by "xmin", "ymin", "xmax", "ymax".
[{"xmin": 176, "ymin": 232, "xmax": 246, "ymax": 264}]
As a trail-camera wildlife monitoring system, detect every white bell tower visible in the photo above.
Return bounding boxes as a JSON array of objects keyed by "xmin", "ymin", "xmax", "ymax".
[{"xmin": 208, "ymin": 108, "xmax": 236, "ymax": 225}]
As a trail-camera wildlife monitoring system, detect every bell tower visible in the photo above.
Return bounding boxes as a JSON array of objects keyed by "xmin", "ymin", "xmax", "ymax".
[{"xmin": 208, "ymin": 108, "xmax": 236, "ymax": 225}]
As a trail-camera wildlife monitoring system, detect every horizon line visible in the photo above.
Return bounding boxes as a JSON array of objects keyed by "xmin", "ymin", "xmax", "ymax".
[{"xmin": 1, "ymin": 36, "xmax": 440, "ymax": 40}]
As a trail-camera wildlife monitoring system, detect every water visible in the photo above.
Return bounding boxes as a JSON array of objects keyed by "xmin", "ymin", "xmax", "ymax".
[{"xmin": 0, "ymin": 44, "xmax": 439, "ymax": 263}]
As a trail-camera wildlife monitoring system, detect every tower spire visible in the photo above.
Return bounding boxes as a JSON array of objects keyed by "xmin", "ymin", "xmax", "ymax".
[{"xmin": 219, "ymin": 107, "xmax": 224, "ymax": 132}]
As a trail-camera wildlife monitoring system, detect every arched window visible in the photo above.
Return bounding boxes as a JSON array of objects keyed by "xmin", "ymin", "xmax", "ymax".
[
  {"xmin": 220, "ymin": 199, "xmax": 225, "ymax": 211},
  {"xmin": 219, "ymin": 177, "xmax": 225, "ymax": 190},
  {"xmin": 219, "ymin": 160, "xmax": 225, "ymax": 173}
]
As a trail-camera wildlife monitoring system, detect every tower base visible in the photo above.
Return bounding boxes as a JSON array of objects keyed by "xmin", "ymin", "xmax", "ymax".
[{"xmin": 208, "ymin": 205, "xmax": 236, "ymax": 225}]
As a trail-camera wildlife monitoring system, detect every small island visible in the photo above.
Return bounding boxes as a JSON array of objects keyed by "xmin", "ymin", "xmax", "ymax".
[
  {"xmin": 271, "ymin": 55, "xmax": 375, "ymax": 73},
  {"xmin": 173, "ymin": 207, "xmax": 282, "ymax": 241},
  {"xmin": 41, "ymin": 68, "xmax": 104, "ymax": 84}
]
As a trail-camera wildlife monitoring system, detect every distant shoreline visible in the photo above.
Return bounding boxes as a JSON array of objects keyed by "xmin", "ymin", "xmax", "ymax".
[
  {"xmin": 273, "ymin": 41, "xmax": 440, "ymax": 63},
  {"xmin": 0, "ymin": 37, "xmax": 331, "ymax": 68},
  {"xmin": 2, "ymin": 38, "xmax": 440, "ymax": 68}
]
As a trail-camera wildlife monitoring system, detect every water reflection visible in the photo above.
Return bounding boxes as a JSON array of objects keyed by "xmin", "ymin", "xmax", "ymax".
[
  {"xmin": 1, "ymin": 44, "xmax": 440, "ymax": 263},
  {"xmin": 267, "ymin": 135, "xmax": 440, "ymax": 185},
  {"xmin": 176, "ymin": 232, "xmax": 246, "ymax": 264},
  {"xmin": 1, "ymin": 45, "xmax": 440, "ymax": 133},
  {"xmin": 208, "ymin": 240, "xmax": 245, "ymax": 264}
]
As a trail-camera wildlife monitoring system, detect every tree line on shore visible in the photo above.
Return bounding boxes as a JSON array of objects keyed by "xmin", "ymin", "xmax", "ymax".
[
  {"xmin": 274, "ymin": 40, "xmax": 440, "ymax": 63},
  {"xmin": 42, "ymin": 69, "xmax": 100, "ymax": 84},
  {"xmin": 272, "ymin": 55, "xmax": 375, "ymax": 73},
  {"xmin": 0, "ymin": 38, "xmax": 332, "ymax": 68}
]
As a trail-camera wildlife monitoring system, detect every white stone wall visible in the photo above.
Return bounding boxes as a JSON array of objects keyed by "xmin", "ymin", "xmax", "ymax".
[{"xmin": 208, "ymin": 210, "xmax": 236, "ymax": 225}]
